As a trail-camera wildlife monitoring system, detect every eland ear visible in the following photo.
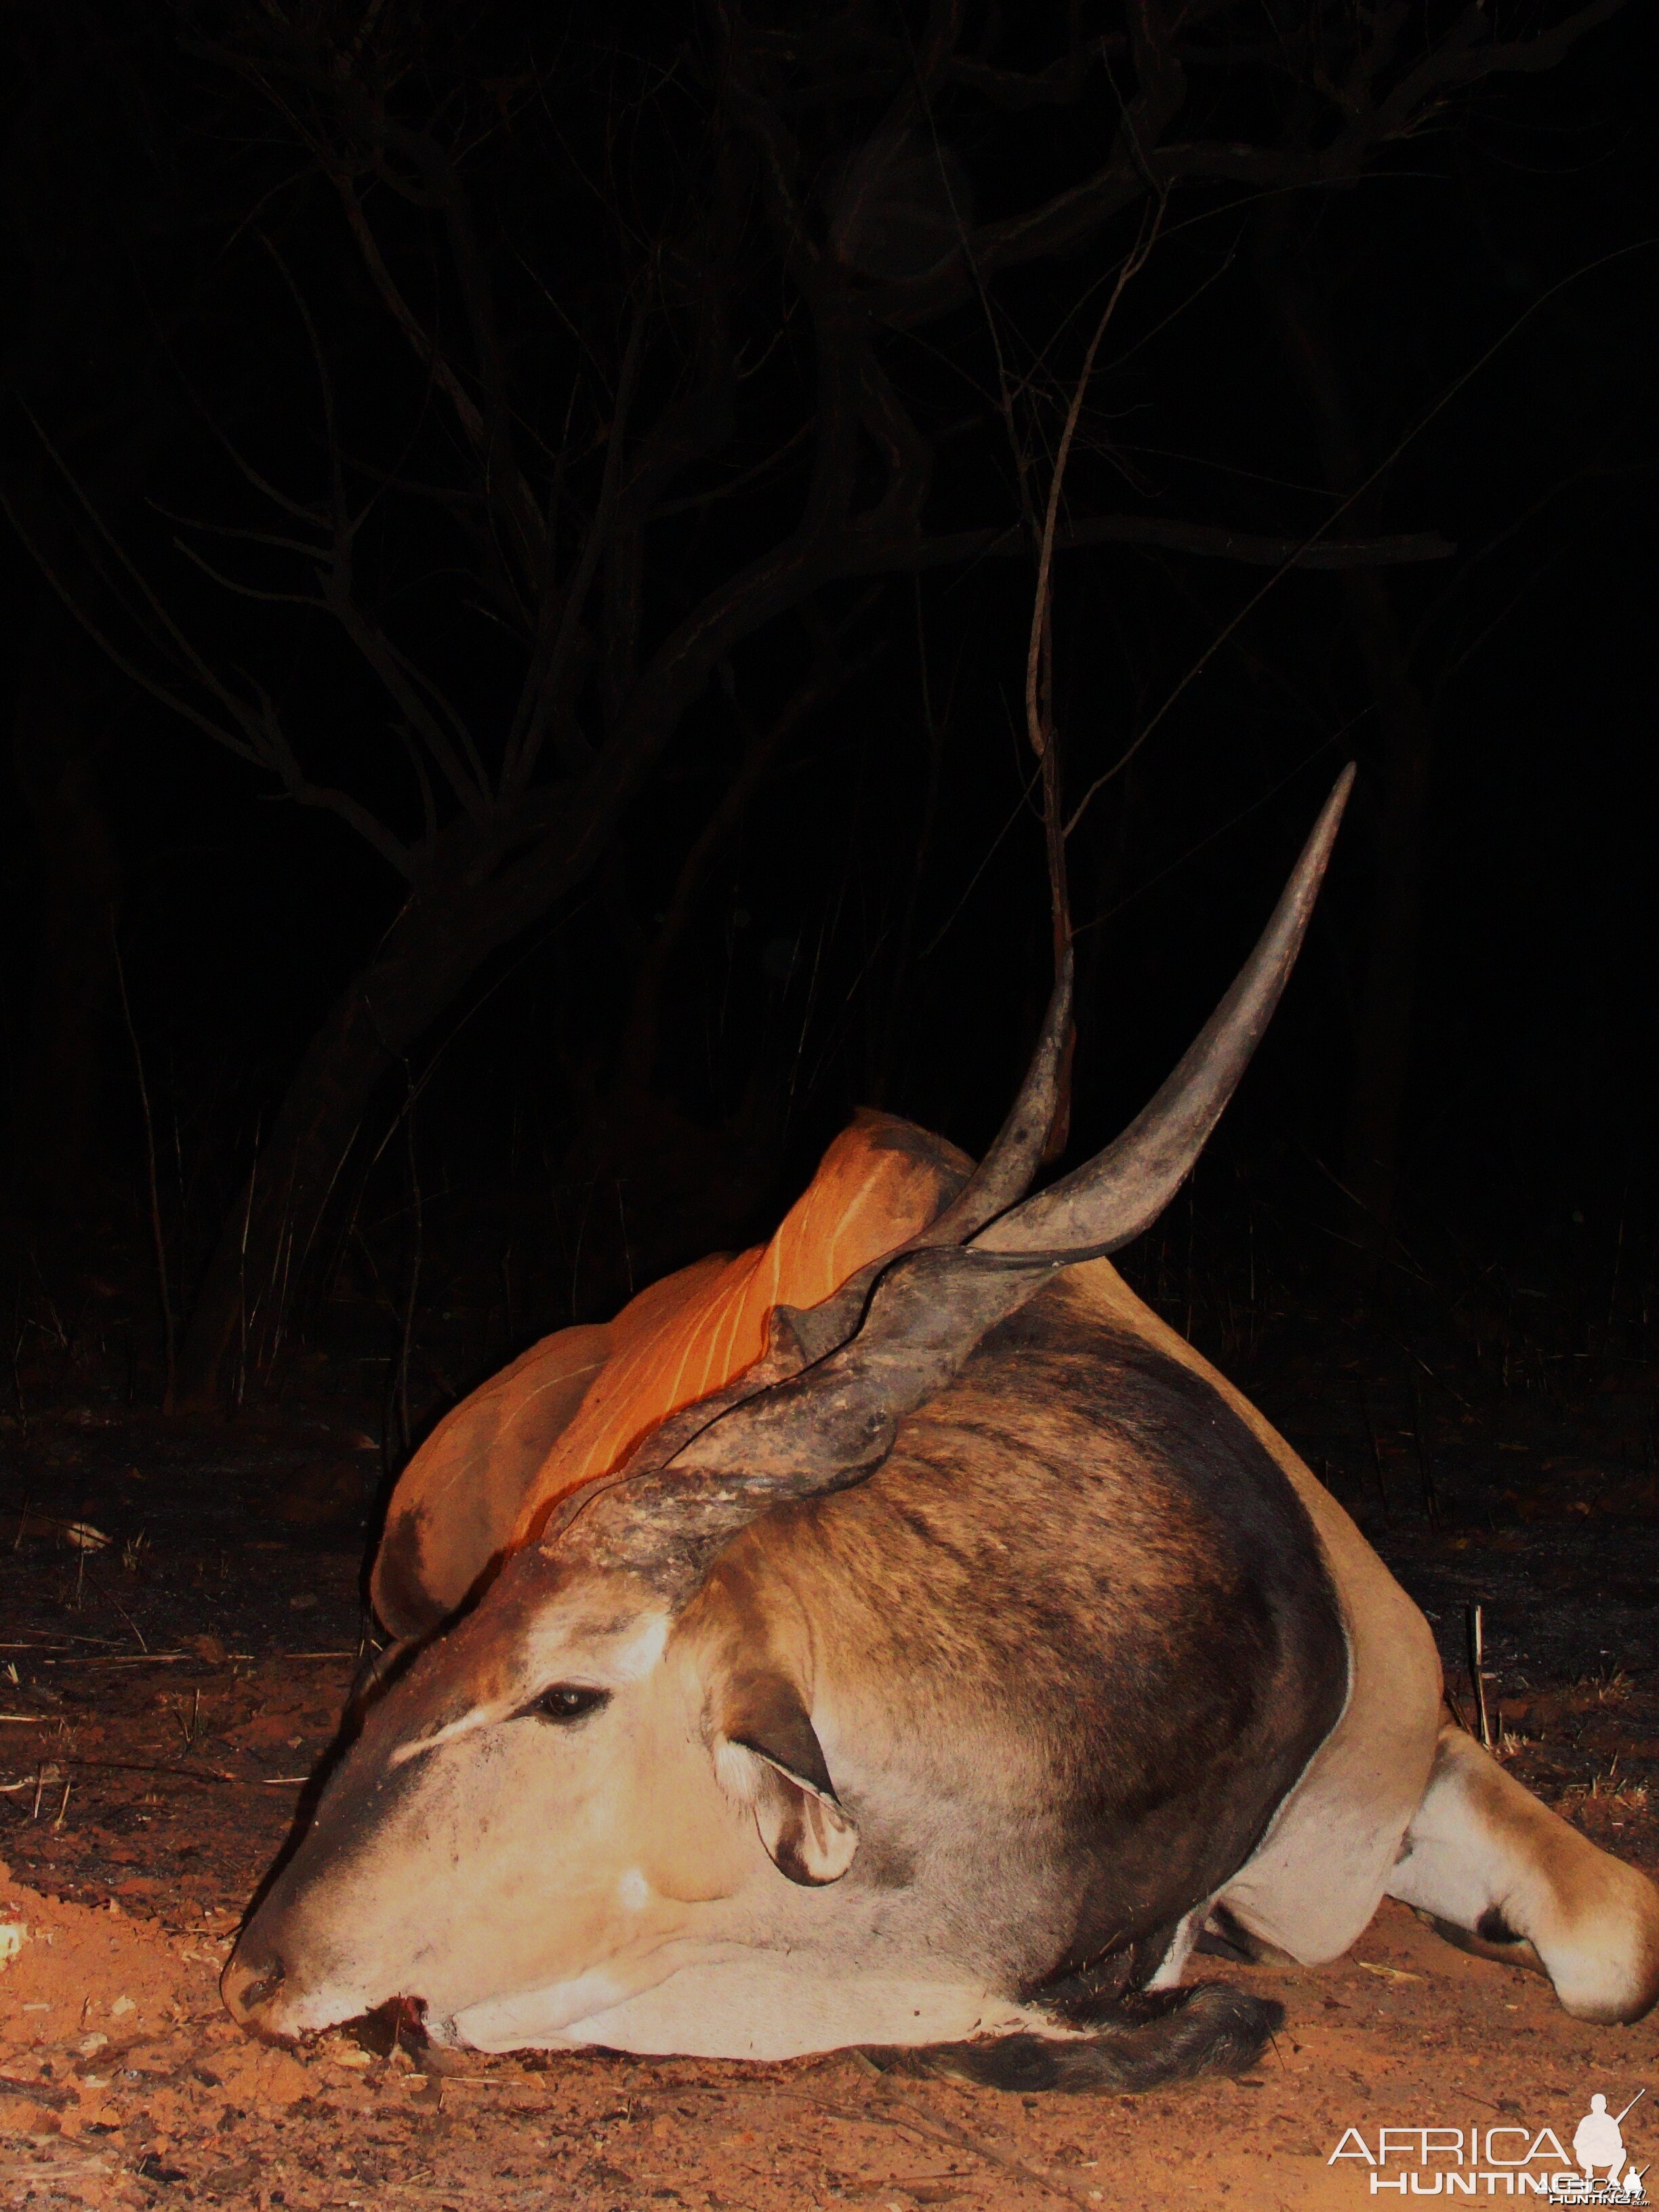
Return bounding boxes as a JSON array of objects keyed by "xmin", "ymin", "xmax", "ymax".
[
  {"xmin": 718, "ymin": 1674, "xmax": 859, "ymax": 1886},
  {"xmin": 372, "ymin": 1320, "xmax": 613, "ymax": 1637}
]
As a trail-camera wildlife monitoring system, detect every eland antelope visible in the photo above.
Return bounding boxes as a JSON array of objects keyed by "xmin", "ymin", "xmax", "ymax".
[{"xmin": 224, "ymin": 769, "xmax": 1659, "ymax": 2090}]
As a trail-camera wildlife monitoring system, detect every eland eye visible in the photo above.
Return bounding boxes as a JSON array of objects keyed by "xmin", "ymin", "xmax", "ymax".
[{"xmin": 523, "ymin": 1683, "xmax": 611, "ymax": 1725}]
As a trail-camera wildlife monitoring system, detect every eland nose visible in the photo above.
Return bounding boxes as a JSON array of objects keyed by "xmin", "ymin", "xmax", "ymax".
[{"xmin": 221, "ymin": 1944, "xmax": 287, "ymax": 2027}]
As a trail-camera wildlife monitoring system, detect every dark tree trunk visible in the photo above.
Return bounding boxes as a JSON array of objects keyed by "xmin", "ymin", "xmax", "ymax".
[
  {"xmin": 9, "ymin": 601, "xmax": 122, "ymax": 1242},
  {"xmin": 174, "ymin": 820, "xmax": 627, "ymax": 1408},
  {"xmin": 181, "ymin": 975, "xmax": 398, "ymax": 1407},
  {"xmin": 1254, "ymin": 209, "xmax": 1435, "ymax": 1258},
  {"xmin": 175, "ymin": 621, "xmax": 869, "ymax": 1408},
  {"xmin": 174, "ymin": 818, "xmax": 571, "ymax": 1406}
]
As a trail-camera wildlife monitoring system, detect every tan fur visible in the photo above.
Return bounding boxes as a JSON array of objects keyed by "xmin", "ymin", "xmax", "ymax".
[
  {"xmin": 231, "ymin": 1218, "xmax": 1659, "ymax": 2058},
  {"xmin": 1387, "ymin": 1721, "xmax": 1659, "ymax": 2023}
]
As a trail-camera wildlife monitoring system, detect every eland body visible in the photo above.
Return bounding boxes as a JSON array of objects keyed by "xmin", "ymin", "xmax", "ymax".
[{"xmin": 224, "ymin": 773, "xmax": 1659, "ymax": 2090}]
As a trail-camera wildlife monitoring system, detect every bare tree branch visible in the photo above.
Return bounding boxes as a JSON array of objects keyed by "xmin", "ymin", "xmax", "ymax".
[{"xmin": 863, "ymin": 0, "xmax": 1629, "ymax": 330}]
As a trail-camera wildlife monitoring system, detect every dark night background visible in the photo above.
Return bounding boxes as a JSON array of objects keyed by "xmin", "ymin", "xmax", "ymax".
[{"xmin": 0, "ymin": 0, "xmax": 1653, "ymax": 1464}]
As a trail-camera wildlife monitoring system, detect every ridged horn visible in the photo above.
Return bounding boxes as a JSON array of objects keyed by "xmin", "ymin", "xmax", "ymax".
[
  {"xmin": 542, "ymin": 770, "xmax": 1352, "ymax": 1595},
  {"xmin": 975, "ymin": 761, "xmax": 1353, "ymax": 1256},
  {"xmin": 918, "ymin": 949, "xmax": 1073, "ymax": 1246},
  {"xmin": 760, "ymin": 954, "xmax": 1073, "ymax": 1372}
]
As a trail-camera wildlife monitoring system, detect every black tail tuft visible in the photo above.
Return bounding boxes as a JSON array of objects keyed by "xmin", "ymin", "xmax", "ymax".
[{"xmin": 866, "ymin": 1981, "xmax": 1280, "ymax": 2095}]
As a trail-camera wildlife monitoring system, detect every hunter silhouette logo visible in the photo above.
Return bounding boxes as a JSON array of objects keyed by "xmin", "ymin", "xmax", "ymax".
[
  {"xmin": 1565, "ymin": 2090, "xmax": 1646, "ymax": 2203},
  {"xmin": 1327, "ymin": 2086, "xmax": 1648, "ymax": 2200}
]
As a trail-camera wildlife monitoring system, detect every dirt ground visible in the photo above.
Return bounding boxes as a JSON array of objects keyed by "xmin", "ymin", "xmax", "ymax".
[{"xmin": 2, "ymin": 1350, "xmax": 1658, "ymax": 2212}]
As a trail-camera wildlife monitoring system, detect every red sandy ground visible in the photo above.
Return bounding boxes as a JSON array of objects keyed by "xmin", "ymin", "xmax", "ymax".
[
  {"xmin": 3, "ymin": 1410, "xmax": 1658, "ymax": 2209},
  {"xmin": 4, "ymin": 1784, "xmax": 1658, "ymax": 2210}
]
